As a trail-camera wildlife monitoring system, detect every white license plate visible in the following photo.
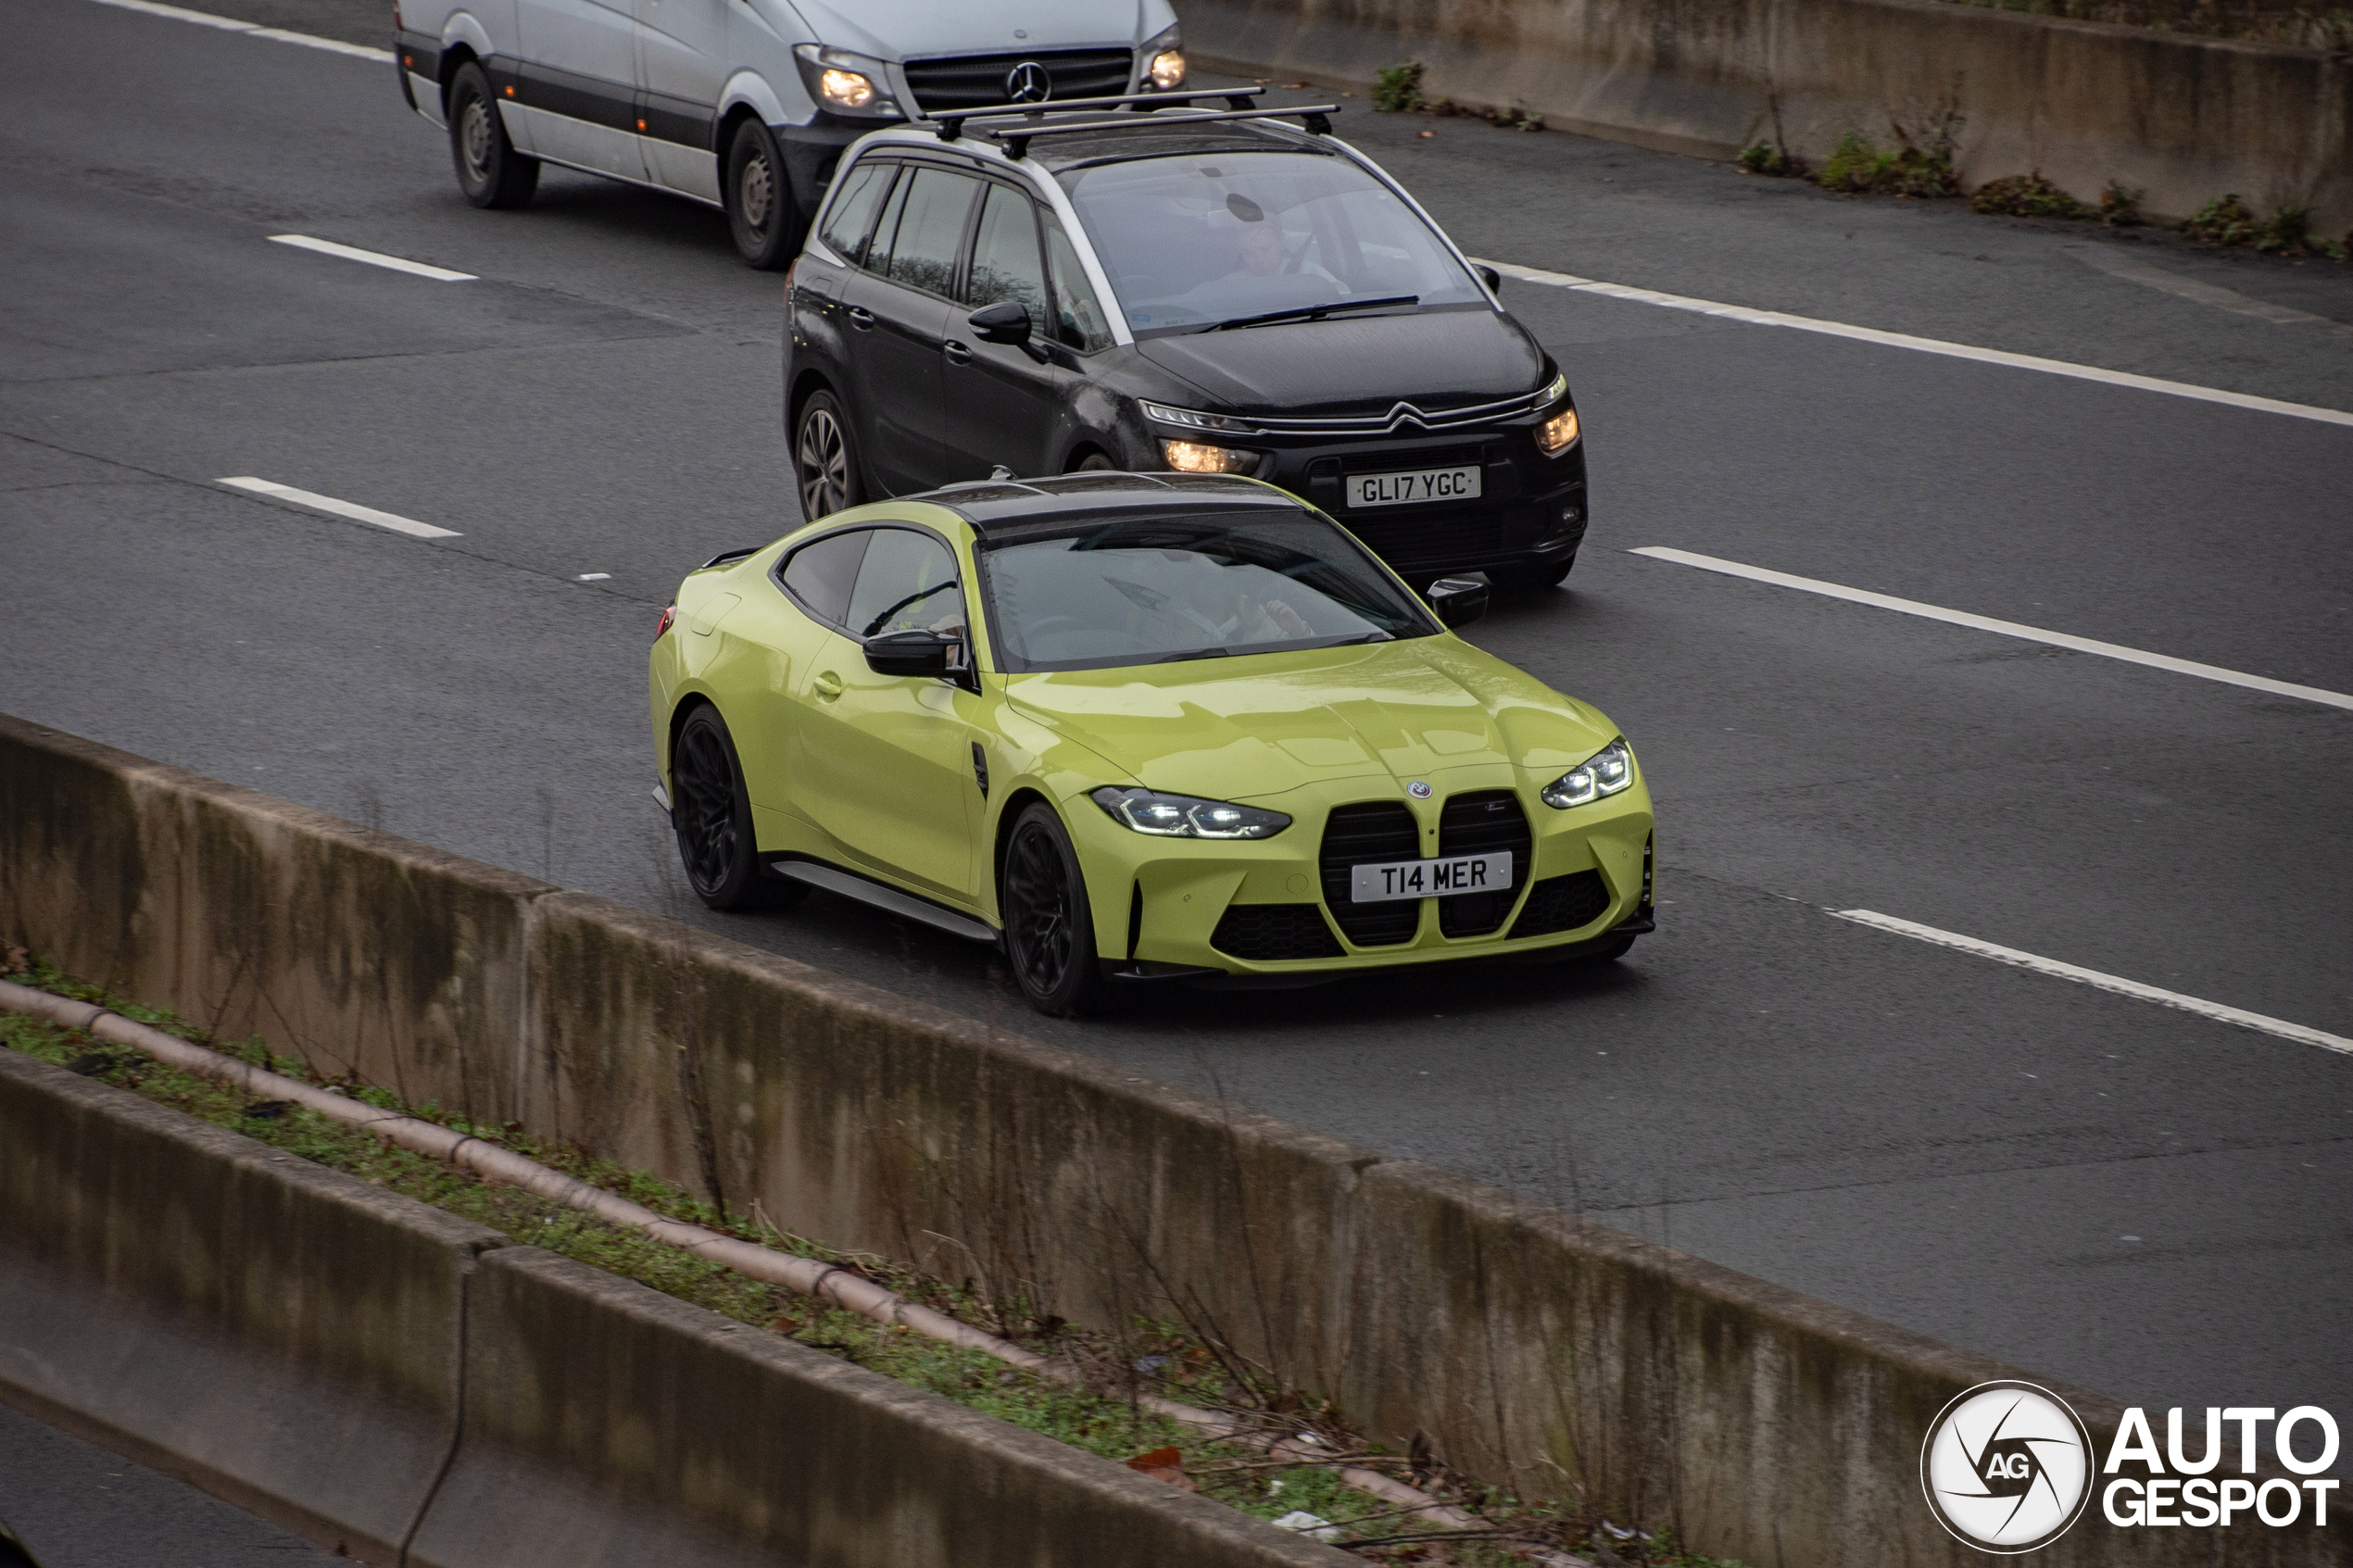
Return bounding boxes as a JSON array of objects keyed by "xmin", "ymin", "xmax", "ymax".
[
  {"xmin": 1346, "ymin": 466, "xmax": 1482, "ymax": 508},
  {"xmin": 1349, "ymin": 852, "xmax": 1513, "ymax": 903}
]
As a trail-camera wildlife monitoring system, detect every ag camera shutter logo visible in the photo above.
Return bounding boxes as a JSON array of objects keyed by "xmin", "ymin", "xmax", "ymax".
[{"xmin": 1921, "ymin": 1382, "xmax": 2095, "ymax": 1553}]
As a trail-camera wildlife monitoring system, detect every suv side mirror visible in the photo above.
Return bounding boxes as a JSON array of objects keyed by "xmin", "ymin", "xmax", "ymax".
[
  {"xmin": 968, "ymin": 300, "xmax": 1052, "ymax": 363},
  {"xmin": 863, "ymin": 628, "xmax": 960, "ymax": 678},
  {"xmin": 1427, "ymin": 577, "xmax": 1489, "ymax": 629}
]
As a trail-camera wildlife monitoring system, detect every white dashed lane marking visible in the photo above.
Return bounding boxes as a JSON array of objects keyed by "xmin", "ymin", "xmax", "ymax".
[
  {"xmin": 83, "ymin": 0, "xmax": 393, "ymax": 60},
  {"xmin": 1831, "ymin": 910, "xmax": 2353, "ymax": 1057},
  {"xmin": 219, "ymin": 478, "xmax": 462, "ymax": 539},
  {"xmin": 1480, "ymin": 257, "xmax": 2353, "ymax": 430},
  {"xmin": 269, "ymin": 235, "xmax": 476, "ymax": 282},
  {"xmin": 1631, "ymin": 546, "xmax": 2353, "ymax": 713}
]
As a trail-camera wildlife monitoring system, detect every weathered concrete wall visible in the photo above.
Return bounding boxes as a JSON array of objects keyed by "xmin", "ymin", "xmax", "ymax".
[
  {"xmin": 0, "ymin": 1047, "xmax": 1350, "ymax": 1568},
  {"xmin": 1175, "ymin": 0, "xmax": 2353, "ymax": 230},
  {"xmin": 5, "ymin": 712, "xmax": 2345, "ymax": 1566}
]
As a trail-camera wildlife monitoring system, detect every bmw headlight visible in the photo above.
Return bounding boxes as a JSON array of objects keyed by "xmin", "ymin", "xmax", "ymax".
[
  {"xmin": 1092, "ymin": 787, "xmax": 1290, "ymax": 839},
  {"xmin": 794, "ymin": 44, "xmax": 900, "ymax": 118},
  {"xmin": 1541, "ymin": 739, "xmax": 1633, "ymax": 809}
]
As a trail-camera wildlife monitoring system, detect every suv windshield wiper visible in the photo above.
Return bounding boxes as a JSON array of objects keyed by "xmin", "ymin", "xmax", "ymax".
[{"xmin": 1199, "ymin": 295, "xmax": 1419, "ymax": 333}]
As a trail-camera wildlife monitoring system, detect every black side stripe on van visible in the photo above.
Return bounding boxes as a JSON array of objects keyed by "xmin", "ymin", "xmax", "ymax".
[
  {"xmin": 638, "ymin": 90, "xmax": 716, "ymax": 152},
  {"xmin": 515, "ymin": 62, "xmax": 637, "ymax": 133},
  {"xmin": 392, "ymin": 30, "xmax": 441, "ymax": 83}
]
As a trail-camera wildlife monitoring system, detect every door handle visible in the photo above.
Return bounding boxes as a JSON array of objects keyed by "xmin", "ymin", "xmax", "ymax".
[
  {"xmin": 846, "ymin": 307, "xmax": 875, "ymax": 330},
  {"xmin": 813, "ymin": 671, "xmax": 842, "ymax": 700},
  {"xmin": 942, "ymin": 339, "xmax": 972, "ymax": 365}
]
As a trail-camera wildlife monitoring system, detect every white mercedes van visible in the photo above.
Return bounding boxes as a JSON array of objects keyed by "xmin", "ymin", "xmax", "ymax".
[{"xmin": 391, "ymin": 0, "xmax": 1184, "ymax": 266}]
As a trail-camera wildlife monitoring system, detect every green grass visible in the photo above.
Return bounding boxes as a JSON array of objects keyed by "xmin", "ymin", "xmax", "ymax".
[{"xmin": 1, "ymin": 957, "xmax": 1747, "ymax": 1563}]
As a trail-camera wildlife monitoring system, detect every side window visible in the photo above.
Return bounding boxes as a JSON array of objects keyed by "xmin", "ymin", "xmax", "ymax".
[
  {"xmin": 817, "ymin": 160, "xmax": 894, "ymax": 265},
  {"xmin": 1043, "ymin": 219, "xmax": 1113, "ymax": 352},
  {"xmin": 881, "ymin": 169, "xmax": 982, "ymax": 299},
  {"xmin": 845, "ymin": 529, "xmax": 964, "ymax": 640},
  {"xmin": 966, "ymin": 184, "xmax": 1049, "ymax": 321},
  {"xmin": 778, "ymin": 530, "xmax": 872, "ymax": 626}
]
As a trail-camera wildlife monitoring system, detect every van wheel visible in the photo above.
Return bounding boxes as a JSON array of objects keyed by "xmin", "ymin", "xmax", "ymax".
[
  {"xmin": 725, "ymin": 119, "xmax": 802, "ymax": 270},
  {"xmin": 448, "ymin": 61, "xmax": 537, "ymax": 209}
]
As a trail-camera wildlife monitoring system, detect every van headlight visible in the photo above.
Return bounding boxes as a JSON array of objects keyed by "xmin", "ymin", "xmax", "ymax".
[
  {"xmin": 1144, "ymin": 26, "xmax": 1186, "ymax": 90},
  {"xmin": 1541, "ymin": 740, "xmax": 1633, "ymax": 809},
  {"xmin": 1092, "ymin": 787, "xmax": 1290, "ymax": 839},
  {"xmin": 794, "ymin": 45, "xmax": 900, "ymax": 118}
]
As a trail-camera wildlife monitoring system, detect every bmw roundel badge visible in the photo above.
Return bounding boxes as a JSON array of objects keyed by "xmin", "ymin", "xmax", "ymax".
[{"xmin": 1407, "ymin": 781, "xmax": 1432, "ymax": 798}]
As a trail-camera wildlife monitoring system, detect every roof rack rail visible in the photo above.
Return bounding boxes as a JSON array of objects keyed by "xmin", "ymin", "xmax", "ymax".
[
  {"xmin": 984, "ymin": 104, "xmax": 1341, "ymax": 161},
  {"xmin": 932, "ymin": 87, "xmax": 1262, "ymax": 143}
]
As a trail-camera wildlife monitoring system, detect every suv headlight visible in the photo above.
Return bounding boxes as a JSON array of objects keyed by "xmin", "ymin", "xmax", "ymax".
[
  {"xmin": 1092, "ymin": 786, "xmax": 1290, "ymax": 839},
  {"xmin": 1160, "ymin": 439, "xmax": 1260, "ymax": 474},
  {"xmin": 1534, "ymin": 375, "xmax": 1579, "ymax": 456},
  {"xmin": 1541, "ymin": 739, "xmax": 1633, "ymax": 809},
  {"xmin": 1143, "ymin": 25, "xmax": 1185, "ymax": 90},
  {"xmin": 794, "ymin": 44, "xmax": 900, "ymax": 118},
  {"xmin": 1140, "ymin": 400, "xmax": 1257, "ymax": 436}
]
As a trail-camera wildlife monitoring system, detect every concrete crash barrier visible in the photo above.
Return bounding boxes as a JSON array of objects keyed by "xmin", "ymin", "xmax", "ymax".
[
  {"xmin": 0, "ymin": 1051, "xmax": 1350, "ymax": 1568},
  {"xmin": 1174, "ymin": 0, "xmax": 2353, "ymax": 231},
  {"xmin": 4, "ymin": 711, "xmax": 2346, "ymax": 1566}
]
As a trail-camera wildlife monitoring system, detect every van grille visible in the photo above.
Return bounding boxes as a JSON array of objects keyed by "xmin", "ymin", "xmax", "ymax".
[
  {"xmin": 902, "ymin": 49, "xmax": 1135, "ymax": 114},
  {"xmin": 1211, "ymin": 904, "xmax": 1344, "ymax": 961},
  {"xmin": 1318, "ymin": 802, "xmax": 1422, "ymax": 947},
  {"xmin": 1437, "ymin": 791, "xmax": 1529, "ymax": 936},
  {"xmin": 1509, "ymin": 871, "xmax": 1612, "ymax": 938}
]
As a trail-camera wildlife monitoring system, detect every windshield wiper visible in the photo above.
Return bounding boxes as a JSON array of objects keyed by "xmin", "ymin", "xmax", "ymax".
[
  {"xmin": 1199, "ymin": 295, "xmax": 1419, "ymax": 333},
  {"xmin": 1157, "ymin": 646, "xmax": 1234, "ymax": 663}
]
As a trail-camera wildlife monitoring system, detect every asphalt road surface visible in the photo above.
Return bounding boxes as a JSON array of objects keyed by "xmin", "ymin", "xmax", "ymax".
[{"xmin": 5, "ymin": 2, "xmax": 2348, "ymax": 1516}]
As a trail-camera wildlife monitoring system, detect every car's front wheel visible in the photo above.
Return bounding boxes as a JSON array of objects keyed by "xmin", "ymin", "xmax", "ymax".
[
  {"xmin": 794, "ymin": 390, "xmax": 863, "ymax": 521},
  {"xmin": 1000, "ymin": 803, "xmax": 1106, "ymax": 1016},
  {"xmin": 447, "ymin": 61, "xmax": 537, "ymax": 209},
  {"xmin": 671, "ymin": 706, "xmax": 802, "ymax": 912},
  {"xmin": 725, "ymin": 119, "xmax": 801, "ymax": 270}
]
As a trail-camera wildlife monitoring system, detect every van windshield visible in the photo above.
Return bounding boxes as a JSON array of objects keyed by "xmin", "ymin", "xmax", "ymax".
[
  {"xmin": 1056, "ymin": 151, "xmax": 1486, "ymax": 337},
  {"xmin": 975, "ymin": 511, "xmax": 1438, "ymax": 671}
]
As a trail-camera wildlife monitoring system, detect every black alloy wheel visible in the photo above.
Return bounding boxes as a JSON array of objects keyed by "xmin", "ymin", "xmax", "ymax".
[
  {"xmin": 670, "ymin": 706, "xmax": 801, "ymax": 911},
  {"xmin": 1488, "ymin": 554, "xmax": 1577, "ymax": 595},
  {"xmin": 447, "ymin": 61, "xmax": 538, "ymax": 209},
  {"xmin": 795, "ymin": 390, "xmax": 863, "ymax": 520},
  {"xmin": 725, "ymin": 119, "xmax": 803, "ymax": 270},
  {"xmin": 1000, "ymin": 804, "xmax": 1106, "ymax": 1015}
]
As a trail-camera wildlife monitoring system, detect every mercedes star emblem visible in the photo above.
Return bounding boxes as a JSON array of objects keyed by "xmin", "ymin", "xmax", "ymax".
[{"xmin": 1004, "ymin": 61, "xmax": 1051, "ymax": 103}]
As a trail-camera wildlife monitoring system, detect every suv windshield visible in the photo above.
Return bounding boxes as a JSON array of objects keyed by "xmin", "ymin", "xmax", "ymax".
[
  {"xmin": 975, "ymin": 510, "xmax": 1438, "ymax": 671},
  {"xmin": 1057, "ymin": 150, "xmax": 1486, "ymax": 336}
]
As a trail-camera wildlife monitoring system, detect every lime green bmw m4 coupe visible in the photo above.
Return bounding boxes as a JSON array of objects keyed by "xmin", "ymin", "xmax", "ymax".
[{"xmin": 651, "ymin": 472, "xmax": 1653, "ymax": 1014}]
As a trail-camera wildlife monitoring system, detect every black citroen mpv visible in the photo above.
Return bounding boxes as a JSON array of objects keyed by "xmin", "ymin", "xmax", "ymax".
[{"xmin": 783, "ymin": 94, "xmax": 1588, "ymax": 593}]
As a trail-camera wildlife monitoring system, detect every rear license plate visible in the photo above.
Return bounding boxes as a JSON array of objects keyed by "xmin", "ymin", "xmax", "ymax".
[
  {"xmin": 1349, "ymin": 852, "xmax": 1513, "ymax": 903},
  {"xmin": 1346, "ymin": 466, "xmax": 1482, "ymax": 508}
]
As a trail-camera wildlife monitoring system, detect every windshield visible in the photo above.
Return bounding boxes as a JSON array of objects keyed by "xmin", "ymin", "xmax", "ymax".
[
  {"xmin": 1056, "ymin": 151, "xmax": 1487, "ymax": 336},
  {"xmin": 976, "ymin": 511, "xmax": 1439, "ymax": 671}
]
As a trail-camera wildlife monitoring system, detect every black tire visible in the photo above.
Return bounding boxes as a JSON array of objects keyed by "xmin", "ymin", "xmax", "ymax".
[
  {"xmin": 1488, "ymin": 553, "xmax": 1577, "ymax": 595},
  {"xmin": 447, "ymin": 61, "xmax": 537, "ymax": 209},
  {"xmin": 794, "ymin": 389, "xmax": 863, "ymax": 521},
  {"xmin": 670, "ymin": 706, "xmax": 801, "ymax": 912},
  {"xmin": 1000, "ymin": 803, "xmax": 1107, "ymax": 1016},
  {"xmin": 725, "ymin": 119, "xmax": 803, "ymax": 270}
]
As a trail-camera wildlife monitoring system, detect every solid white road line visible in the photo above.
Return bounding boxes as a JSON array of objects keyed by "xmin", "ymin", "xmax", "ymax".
[
  {"xmin": 219, "ymin": 478, "xmax": 461, "ymax": 539},
  {"xmin": 269, "ymin": 234, "xmax": 476, "ymax": 282},
  {"xmin": 1831, "ymin": 909, "xmax": 2353, "ymax": 1057},
  {"xmin": 1630, "ymin": 546, "xmax": 2353, "ymax": 713},
  {"xmin": 1478, "ymin": 257, "xmax": 2353, "ymax": 431},
  {"xmin": 83, "ymin": 0, "xmax": 394, "ymax": 60}
]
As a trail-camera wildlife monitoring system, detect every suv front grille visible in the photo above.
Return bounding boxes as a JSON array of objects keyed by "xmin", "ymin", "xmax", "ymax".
[
  {"xmin": 1212, "ymin": 903, "xmax": 1344, "ymax": 961},
  {"xmin": 1509, "ymin": 871, "xmax": 1612, "ymax": 939},
  {"xmin": 1437, "ymin": 791, "xmax": 1530, "ymax": 936},
  {"xmin": 902, "ymin": 49, "xmax": 1134, "ymax": 113},
  {"xmin": 1319, "ymin": 802, "xmax": 1422, "ymax": 947}
]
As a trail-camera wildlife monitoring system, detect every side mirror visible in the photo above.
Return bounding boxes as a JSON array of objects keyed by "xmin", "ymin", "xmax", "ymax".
[
  {"xmin": 1427, "ymin": 577, "xmax": 1489, "ymax": 629},
  {"xmin": 1475, "ymin": 264, "xmax": 1503, "ymax": 294},
  {"xmin": 863, "ymin": 628, "xmax": 960, "ymax": 678},
  {"xmin": 968, "ymin": 300, "xmax": 1053, "ymax": 364}
]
